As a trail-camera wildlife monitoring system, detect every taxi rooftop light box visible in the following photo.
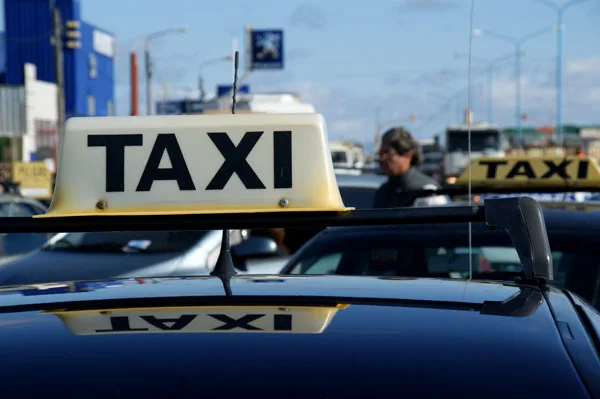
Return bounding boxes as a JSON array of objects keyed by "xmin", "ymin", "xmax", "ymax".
[
  {"xmin": 43, "ymin": 114, "xmax": 351, "ymax": 218},
  {"xmin": 455, "ymin": 156, "xmax": 600, "ymax": 191}
]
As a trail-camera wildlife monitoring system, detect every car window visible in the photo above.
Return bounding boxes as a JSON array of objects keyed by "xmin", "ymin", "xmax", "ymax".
[
  {"xmin": 284, "ymin": 227, "xmax": 600, "ymax": 309},
  {"xmin": 0, "ymin": 202, "xmax": 38, "ymax": 217},
  {"xmin": 292, "ymin": 253, "xmax": 343, "ymax": 275},
  {"xmin": 289, "ymin": 244, "xmax": 522, "ymax": 278},
  {"xmin": 45, "ymin": 230, "xmax": 209, "ymax": 254},
  {"xmin": 339, "ymin": 187, "xmax": 377, "ymax": 209}
]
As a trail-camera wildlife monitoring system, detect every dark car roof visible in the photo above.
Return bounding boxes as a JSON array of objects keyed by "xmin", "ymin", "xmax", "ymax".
[{"xmin": 0, "ymin": 276, "xmax": 593, "ymax": 397}]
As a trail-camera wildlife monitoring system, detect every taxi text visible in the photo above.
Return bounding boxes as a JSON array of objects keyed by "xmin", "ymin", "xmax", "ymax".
[
  {"xmin": 96, "ymin": 313, "xmax": 293, "ymax": 333},
  {"xmin": 88, "ymin": 131, "xmax": 293, "ymax": 192},
  {"xmin": 479, "ymin": 159, "xmax": 589, "ymax": 179}
]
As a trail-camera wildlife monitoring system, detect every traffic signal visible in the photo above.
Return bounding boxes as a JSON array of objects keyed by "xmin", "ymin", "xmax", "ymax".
[{"xmin": 64, "ymin": 20, "xmax": 81, "ymax": 49}]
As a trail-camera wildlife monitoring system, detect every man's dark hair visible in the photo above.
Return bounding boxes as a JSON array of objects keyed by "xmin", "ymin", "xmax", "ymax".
[{"xmin": 381, "ymin": 127, "xmax": 421, "ymax": 166}]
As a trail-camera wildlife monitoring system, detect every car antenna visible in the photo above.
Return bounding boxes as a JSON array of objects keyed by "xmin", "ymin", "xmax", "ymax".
[{"xmin": 210, "ymin": 50, "xmax": 240, "ymax": 296}]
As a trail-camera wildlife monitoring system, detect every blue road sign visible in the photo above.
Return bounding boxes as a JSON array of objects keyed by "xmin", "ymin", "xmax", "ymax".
[
  {"xmin": 217, "ymin": 84, "xmax": 250, "ymax": 97},
  {"xmin": 250, "ymin": 29, "xmax": 284, "ymax": 70}
]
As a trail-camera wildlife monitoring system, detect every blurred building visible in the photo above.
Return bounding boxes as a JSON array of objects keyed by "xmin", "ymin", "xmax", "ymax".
[
  {"xmin": 0, "ymin": 0, "xmax": 115, "ymax": 162},
  {"xmin": 156, "ymin": 84, "xmax": 316, "ymax": 115}
]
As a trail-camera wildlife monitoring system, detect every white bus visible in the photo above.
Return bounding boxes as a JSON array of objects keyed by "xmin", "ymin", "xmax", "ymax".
[{"xmin": 443, "ymin": 122, "xmax": 508, "ymax": 184}]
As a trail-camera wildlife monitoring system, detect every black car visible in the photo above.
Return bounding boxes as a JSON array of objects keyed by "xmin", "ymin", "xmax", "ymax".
[
  {"xmin": 0, "ymin": 198, "xmax": 599, "ymax": 397},
  {"xmin": 0, "ymin": 273, "xmax": 598, "ymax": 397}
]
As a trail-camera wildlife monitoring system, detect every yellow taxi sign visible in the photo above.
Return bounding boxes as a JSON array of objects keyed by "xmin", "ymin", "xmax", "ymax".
[
  {"xmin": 40, "ymin": 114, "xmax": 349, "ymax": 218},
  {"xmin": 455, "ymin": 156, "xmax": 600, "ymax": 189},
  {"xmin": 11, "ymin": 161, "xmax": 53, "ymax": 199},
  {"xmin": 46, "ymin": 305, "xmax": 348, "ymax": 335}
]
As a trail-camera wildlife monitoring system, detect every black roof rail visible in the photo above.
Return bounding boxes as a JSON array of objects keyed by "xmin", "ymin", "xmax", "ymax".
[
  {"xmin": 0, "ymin": 196, "xmax": 553, "ymax": 282},
  {"xmin": 484, "ymin": 196, "xmax": 553, "ymax": 282}
]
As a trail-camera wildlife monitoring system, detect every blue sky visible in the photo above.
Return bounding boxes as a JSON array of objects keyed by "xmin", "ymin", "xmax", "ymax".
[{"xmin": 5, "ymin": 0, "xmax": 600, "ymax": 145}]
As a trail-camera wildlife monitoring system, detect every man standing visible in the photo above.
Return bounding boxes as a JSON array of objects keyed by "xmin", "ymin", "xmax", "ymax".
[{"xmin": 373, "ymin": 127, "xmax": 449, "ymax": 208}]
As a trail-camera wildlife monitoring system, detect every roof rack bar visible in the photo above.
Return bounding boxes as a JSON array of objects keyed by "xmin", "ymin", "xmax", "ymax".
[
  {"xmin": 0, "ymin": 197, "xmax": 553, "ymax": 282},
  {"xmin": 484, "ymin": 196, "xmax": 553, "ymax": 281},
  {"xmin": 414, "ymin": 186, "xmax": 600, "ymax": 198},
  {"xmin": 0, "ymin": 206, "xmax": 485, "ymax": 233}
]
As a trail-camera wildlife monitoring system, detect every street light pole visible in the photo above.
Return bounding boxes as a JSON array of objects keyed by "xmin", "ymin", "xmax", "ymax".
[
  {"xmin": 455, "ymin": 51, "xmax": 516, "ymax": 124},
  {"xmin": 533, "ymin": 0, "xmax": 590, "ymax": 144},
  {"xmin": 197, "ymin": 56, "xmax": 233, "ymax": 101},
  {"xmin": 474, "ymin": 27, "xmax": 553, "ymax": 146},
  {"xmin": 143, "ymin": 26, "xmax": 187, "ymax": 115}
]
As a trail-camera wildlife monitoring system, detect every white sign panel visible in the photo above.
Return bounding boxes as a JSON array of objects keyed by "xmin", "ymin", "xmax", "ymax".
[{"xmin": 93, "ymin": 30, "xmax": 116, "ymax": 58}]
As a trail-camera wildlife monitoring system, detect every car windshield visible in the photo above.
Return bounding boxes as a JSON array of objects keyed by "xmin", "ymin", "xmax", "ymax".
[
  {"xmin": 43, "ymin": 230, "xmax": 209, "ymax": 254},
  {"xmin": 447, "ymin": 131, "xmax": 501, "ymax": 152},
  {"xmin": 422, "ymin": 144, "xmax": 441, "ymax": 154},
  {"xmin": 332, "ymin": 151, "xmax": 348, "ymax": 164},
  {"xmin": 284, "ymin": 225, "xmax": 600, "ymax": 309},
  {"xmin": 0, "ymin": 201, "xmax": 39, "ymax": 217}
]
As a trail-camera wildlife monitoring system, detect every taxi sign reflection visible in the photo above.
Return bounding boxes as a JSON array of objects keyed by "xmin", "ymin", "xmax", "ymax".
[{"xmin": 45, "ymin": 304, "xmax": 348, "ymax": 335}]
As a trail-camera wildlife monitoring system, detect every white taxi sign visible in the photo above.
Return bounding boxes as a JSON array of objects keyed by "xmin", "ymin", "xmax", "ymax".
[
  {"xmin": 40, "ymin": 114, "xmax": 349, "ymax": 217},
  {"xmin": 46, "ymin": 305, "xmax": 348, "ymax": 335}
]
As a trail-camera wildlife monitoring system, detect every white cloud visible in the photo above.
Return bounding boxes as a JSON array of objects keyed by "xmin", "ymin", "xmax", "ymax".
[
  {"xmin": 395, "ymin": 0, "xmax": 461, "ymax": 13},
  {"xmin": 488, "ymin": 56, "xmax": 600, "ymax": 125},
  {"xmin": 113, "ymin": 54, "xmax": 599, "ymax": 143},
  {"xmin": 289, "ymin": 3, "xmax": 327, "ymax": 30}
]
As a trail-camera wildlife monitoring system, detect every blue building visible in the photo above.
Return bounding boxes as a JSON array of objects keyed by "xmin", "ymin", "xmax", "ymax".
[
  {"xmin": 2, "ymin": 0, "xmax": 115, "ymax": 118},
  {"xmin": 0, "ymin": 32, "xmax": 5, "ymax": 82}
]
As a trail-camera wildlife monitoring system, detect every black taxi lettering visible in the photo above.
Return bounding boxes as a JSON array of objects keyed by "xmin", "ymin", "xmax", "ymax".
[
  {"xmin": 209, "ymin": 314, "xmax": 264, "ymax": 331},
  {"xmin": 136, "ymin": 134, "xmax": 195, "ymax": 192},
  {"xmin": 88, "ymin": 131, "xmax": 293, "ymax": 193},
  {"xmin": 578, "ymin": 160, "xmax": 589, "ymax": 179},
  {"xmin": 479, "ymin": 160, "xmax": 507, "ymax": 178},
  {"xmin": 479, "ymin": 159, "xmax": 588, "ymax": 180},
  {"xmin": 506, "ymin": 161, "xmax": 536, "ymax": 179},
  {"xmin": 94, "ymin": 313, "xmax": 293, "ymax": 333},
  {"xmin": 206, "ymin": 132, "xmax": 266, "ymax": 190},
  {"xmin": 87, "ymin": 134, "xmax": 143, "ymax": 192},
  {"xmin": 140, "ymin": 315, "xmax": 196, "ymax": 330}
]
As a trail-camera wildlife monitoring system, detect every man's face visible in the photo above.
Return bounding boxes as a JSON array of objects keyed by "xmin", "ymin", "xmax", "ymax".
[{"xmin": 378, "ymin": 143, "xmax": 412, "ymax": 176}]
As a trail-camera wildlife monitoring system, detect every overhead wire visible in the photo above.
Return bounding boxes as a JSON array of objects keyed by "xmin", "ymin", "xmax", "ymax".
[{"xmin": 467, "ymin": 0, "xmax": 476, "ymax": 281}]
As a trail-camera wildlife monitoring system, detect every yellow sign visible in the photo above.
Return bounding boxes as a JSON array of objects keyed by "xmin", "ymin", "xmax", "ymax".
[
  {"xmin": 45, "ymin": 304, "xmax": 348, "ymax": 335},
  {"xmin": 38, "ymin": 114, "xmax": 350, "ymax": 218},
  {"xmin": 455, "ymin": 156, "xmax": 600, "ymax": 190},
  {"xmin": 11, "ymin": 162, "xmax": 53, "ymax": 199}
]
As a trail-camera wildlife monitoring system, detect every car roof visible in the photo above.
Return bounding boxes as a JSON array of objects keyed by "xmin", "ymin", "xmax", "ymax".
[{"xmin": 0, "ymin": 276, "xmax": 590, "ymax": 397}]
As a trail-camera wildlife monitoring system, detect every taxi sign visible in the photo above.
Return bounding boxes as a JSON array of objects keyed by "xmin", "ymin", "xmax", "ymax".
[
  {"xmin": 45, "ymin": 304, "xmax": 348, "ymax": 335},
  {"xmin": 40, "ymin": 114, "xmax": 349, "ymax": 218},
  {"xmin": 455, "ymin": 156, "xmax": 600, "ymax": 190},
  {"xmin": 476, "ymin": 192, "xmax": 592, "ymax": 203},
  {"xmin": 11, "ymin": 161, "xmax": 53, "ymax": 199}
]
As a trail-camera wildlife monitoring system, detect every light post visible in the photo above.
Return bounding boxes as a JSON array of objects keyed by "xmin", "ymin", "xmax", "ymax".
[
  {"xmin": 198, "ymin": 56, "xmax": 233, "ymax": 101},
  {"xmin": 473, "ymin": 27, "xmax": 553, "ymax": 146},
  {"xmin": 533, "ymin": 0, "xmax": 591, "ymax": 143},
  {"xmin": 144, "ymin": 26, "xmax": 188, "ymax": 115},
  {"xmin": 454, "ymin": 51, "xmax": 518, "ymax": 124},
  {"xmin": 426, "ymin": 91, "xmax": 455, "ymax": 126}
]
